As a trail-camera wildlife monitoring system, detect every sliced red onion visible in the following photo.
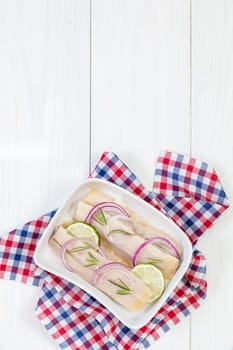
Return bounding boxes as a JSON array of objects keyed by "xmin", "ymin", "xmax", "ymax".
[
  {"xmin": 91, "ymin": 262, "xmax": 131, "ymax": 286},
  {"xmin": 84, "ymin": 202, "xmax": 129, "ymax": 225},
  {"xmin": 133, "ymin": 236, "xmax": 180, "ymax": 266},
  {"xmin": 60, "ymin": 237, "xmax": 108, "ymax": 272}
]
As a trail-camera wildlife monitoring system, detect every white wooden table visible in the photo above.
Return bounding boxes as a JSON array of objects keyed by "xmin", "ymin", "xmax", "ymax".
[{"xmin": 0, "ymin": 1, "xmax": 232, "ymax": 349}]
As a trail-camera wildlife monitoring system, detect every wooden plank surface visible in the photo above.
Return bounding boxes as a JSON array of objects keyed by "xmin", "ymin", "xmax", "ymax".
[
  {"xmin": 91, "ymin": 0, "xmax": 190, "ymax": 188},
  {"xmin": 0, "ymin": 0, "xmax": 90, "ymax": 349},
  {"xmin": 0, "ymin": 1, "xmax": 232, "ymax": 349},
  {"xmin": 191, "ymin": 1, "xmax": 233, "ymax": 349},
  {"xmin": 91, "ymin": 1, "xmax": 190, "ymax": 348}
]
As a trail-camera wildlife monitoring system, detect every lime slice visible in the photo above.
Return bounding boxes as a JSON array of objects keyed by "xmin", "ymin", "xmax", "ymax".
[
  {"xmin": 62, "ymin": 219, "xmax": 77, "ymax": 229},
  {"xmin": 132, "ymin": 263, "xmax": 165, "ymax": 302},
  {"xmin": 67, "ymin": 221, "xmax": 100, "ymax": 245}
]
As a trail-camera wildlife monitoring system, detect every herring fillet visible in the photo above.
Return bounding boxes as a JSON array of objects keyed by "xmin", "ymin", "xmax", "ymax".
[
  {"xmin": 78, "ymin": 188, "xmax": 182, "ymax": 253},
  {"xmin": 75, "ymin": 198, "xmax": 180, "ymax": 279},
  {"xmin": 50, "ymin": 226, "xmax": 153, "ymax": 312}
]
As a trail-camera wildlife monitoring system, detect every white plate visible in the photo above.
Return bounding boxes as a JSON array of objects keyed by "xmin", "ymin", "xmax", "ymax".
[{"xmin": 34, "ymin": 179, "xmax": 192, "ymax": 329}]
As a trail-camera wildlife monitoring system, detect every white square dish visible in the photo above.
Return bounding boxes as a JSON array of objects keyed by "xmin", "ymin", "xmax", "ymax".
[{"xmin": 34, "ymin": 178, "xmax": 193, "ymax": 329}]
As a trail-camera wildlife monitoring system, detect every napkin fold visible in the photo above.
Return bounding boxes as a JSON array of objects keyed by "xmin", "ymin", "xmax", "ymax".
[{"xmin": 0, "ymin": 150, "xmax": 229, "ymax": 350}]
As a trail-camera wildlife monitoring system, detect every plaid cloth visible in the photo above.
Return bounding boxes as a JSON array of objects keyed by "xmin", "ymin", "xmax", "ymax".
[{"xmin": 0, "ymin": 150, "xmax": 229, "ymax": 350}]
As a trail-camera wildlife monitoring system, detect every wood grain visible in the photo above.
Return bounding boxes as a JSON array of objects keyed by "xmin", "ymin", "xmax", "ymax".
[
  {"xmin": 191, "ymin": 1, "xmax": 233, "ymax": 349},
  {"xmin": 0, "ymin": 0, "xmax": 232, "ymax": 349},
  {"xmin": 91, "ymin": 1, "xmax": 191, "ymax": 349},
  {"xmin": 0, "ymin": 0, "xmax": 90, "ymax": 234},
  {"xmin": 91, "ymin": 0, "xmax": 191, "ymax": 191},
  {"xmin": 0, "ymin": 1, "xmax": 90, "ymax": 349}
]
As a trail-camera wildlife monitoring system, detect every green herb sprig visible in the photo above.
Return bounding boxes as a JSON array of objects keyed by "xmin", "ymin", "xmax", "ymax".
[
  {"xmin": 84, "ymin": 251, "xmax": 100, "ymax": 267},
  {"xmin": 108, "ymin": 279, "xmax": 133, "ymax": 295},
  {"xmin": 68, "ymin": 243, "xmax": 92, "ymax": 253},
  {"xmin": 94, "ymin": 209, "xmax": 107, "ymax": 226},
  {"xmin": 147, "ymin": 257, "xmax": 164, "ymax": 265},
  {"xmin": 108, "ymin": 229, "xmax": 133, "ymax": 236}
]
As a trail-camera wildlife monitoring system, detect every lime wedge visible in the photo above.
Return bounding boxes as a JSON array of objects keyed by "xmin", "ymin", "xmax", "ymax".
[
  {"xmin": 132, "ymin": 263, "xmax": 165, "ymax": 302},
  {"xmin": 67, "ymin": 221, "xmax": 100, "ymax": 245}
]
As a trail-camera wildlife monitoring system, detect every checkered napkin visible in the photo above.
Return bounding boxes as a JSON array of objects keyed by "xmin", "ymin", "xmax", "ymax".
[{"xmin": 0, "ymin": 151, "xmax": 229, "ymax": 350}]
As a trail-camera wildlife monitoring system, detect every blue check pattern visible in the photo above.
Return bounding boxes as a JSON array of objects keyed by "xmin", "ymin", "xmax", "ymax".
[{"xmin": 0, "ymin": 150, "xmax": 229, "ymax": 350}]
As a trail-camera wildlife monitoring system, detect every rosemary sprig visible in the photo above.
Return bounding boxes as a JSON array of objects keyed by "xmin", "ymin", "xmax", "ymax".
[
  {"xmin": 68, "ymin": 243, "xmax": 92, "ymax": 253},
  {"xmin": 94, "ymin": 209, "xmax": 107, "ymax": 226},
  {"xmin": 84, "ymin": 251, "xmax": 100, "ymax": 267},
  {"xmin": 108, "ymin": 279, "xmax": 133, "ymax": 295},
  {"xmin": 108, "ymin": 229, "xmax": 133, "ymax": 236},
  {"xmin": 147, "ymin": 257, "xmax": 164, "ymax": 265}
]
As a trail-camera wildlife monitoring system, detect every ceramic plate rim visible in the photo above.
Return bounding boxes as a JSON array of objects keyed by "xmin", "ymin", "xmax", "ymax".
[{"xmin": 34, "ymin": 178, "xmax": 193, "ymax": 329}]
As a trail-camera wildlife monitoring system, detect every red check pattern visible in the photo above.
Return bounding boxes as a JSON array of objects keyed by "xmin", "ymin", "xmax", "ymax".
[
  {"xmin": 0, "ymin": 212, "xmax": 54, "ymax": 286},
  {"xmin": 153, "ymin": 151, "xmax": 229, "ymax": 244},
  {"xmin": 0, "ymin": 151, "xmax": 229, "ymax": 350}
]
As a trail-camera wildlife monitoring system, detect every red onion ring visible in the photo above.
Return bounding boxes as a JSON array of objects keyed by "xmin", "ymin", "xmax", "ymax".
[
  {"xmin": 133, "ymin": 236, "xmax": 180, "ymax": 266},
  {"xmin": 91, "ymin": 262, "xmax": 131, "ymax": 286},
  {"xmin": 85, "ymin": 202, "xmax": 129, "ymax": 225},
  {"xmin": 60, "ymin": 237, "xmax": 108, "ymax": 272}
]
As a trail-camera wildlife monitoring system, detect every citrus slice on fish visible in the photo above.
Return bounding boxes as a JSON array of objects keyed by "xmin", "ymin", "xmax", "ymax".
[
  {"xmin": 132, "ymin": 263, "xmax": 165, "ymax": 302},
  {"xmin": 67, "ymin": 221, "xmax": 100, "ymax": 245}
]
